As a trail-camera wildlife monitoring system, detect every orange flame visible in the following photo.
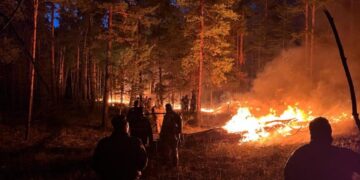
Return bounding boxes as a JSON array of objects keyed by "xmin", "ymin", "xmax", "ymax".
[
  {"xmin": 223, "ymin": 105, "xmax": 316, "ymax": 142},
  {"xmin": 223, "ymin": 104, "xmax": 350, "ymax": 143}
]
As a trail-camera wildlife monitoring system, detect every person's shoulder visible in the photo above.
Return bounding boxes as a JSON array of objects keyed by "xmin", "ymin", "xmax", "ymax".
[
  {"xmin": 170, "ymin": 111, "xmax": 180, "ymax": 116},
  {"xmin": 290, "ymin": 144, "xmax": 312, "ymax": 157},
  {"xmin": 98, "ymin": 136, "xmax": 111, "ymax": 144},
  {"xmin": 129, "ymin": 136, "xmax": 143, "ymax": 146},
  {"xmin": 332, "ymin": 145, "xmax": 360, "ymax": 158},
  {"xmin": 174, "ymin": 112, "xmax": 181, "ymax": 119},
  {"xmin": 95, "ymin": 136, "xmax": 111, "ymax": 150}
]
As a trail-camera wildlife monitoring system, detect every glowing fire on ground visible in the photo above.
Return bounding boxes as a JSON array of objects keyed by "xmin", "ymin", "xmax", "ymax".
[{"xmin": 223, "ymin": 105, "xmax": 348, "ymax": 143}]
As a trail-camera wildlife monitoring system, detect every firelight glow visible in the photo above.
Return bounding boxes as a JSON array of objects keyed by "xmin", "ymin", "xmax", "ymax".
[
  {"xmin": 223, "ymin": 105, "xmax": 316, "ymax": 143},
  {"xmin": 223, "ymin": 104, "xmax": 351, "ymax": 143}
]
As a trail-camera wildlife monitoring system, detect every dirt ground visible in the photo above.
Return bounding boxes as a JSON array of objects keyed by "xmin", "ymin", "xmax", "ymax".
[{"xmin": 0, "ymin": 108, "xmax": 359, "ymax": 180}]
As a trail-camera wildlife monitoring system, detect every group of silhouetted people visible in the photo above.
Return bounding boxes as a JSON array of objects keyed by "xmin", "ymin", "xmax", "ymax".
[
  {"xmin": 180, "ymin": 91, "xmax": 197, "ymax": 113},
  {"xmin": 93, "ymin": 99, "xmax": 359, "ymax": 180},
  {"xmin": 93, "ymin": 101, "xmax": 182, "ymax": 180}
]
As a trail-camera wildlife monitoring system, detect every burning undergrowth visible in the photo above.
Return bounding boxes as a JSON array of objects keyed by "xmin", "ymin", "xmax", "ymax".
[{"xmin": 222, "ymin": 45, "xmax": 360, "ymax": 144}]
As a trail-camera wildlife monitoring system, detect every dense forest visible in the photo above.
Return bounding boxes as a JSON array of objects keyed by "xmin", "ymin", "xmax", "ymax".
[
  {"xmin": 1, "ymin": 0, "xmax": 360, "ymax": 133},
  {"xmin": 1, "ymin": 0, "xmax": 360, "ymax": 179}
]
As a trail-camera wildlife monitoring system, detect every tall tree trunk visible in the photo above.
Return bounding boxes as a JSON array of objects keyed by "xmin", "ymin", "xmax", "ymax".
[
  {"xmin": 257, "ymin": 43, "xmax": 261, "ymax": 70},
  {"xmin": 197, "ymin": 0, "xmax": 204, "ymax": 122},
  {"xmin": 76, "ymin": 45, "xmax": 80, "ymax": 101},
  {"xmin": 26, "ymin": 0, "xmax": 39, "ymax": 140},
  {"xmin": 98, "ymin": 66, "xmax": 102, "ymax": 101},
  {"xmin": 58, "ymin": 47, "xmax": 65, "ymax": 99},
  {"xmin": 50, "ymin": 3, "xmax": 56, "ymax": 102},
  {"xmin": 71, "ymin": 69, "xmax": 75, "ymax": 99},
  {"xmin": 310, "ymin": 1, "xmax": 315, "ymax": 81},
  {"xmin": 159, "ymin": 66, "xmax": 163, "ymax": 106},
  {"xmin": 239, "ymin": 32, "xmax": 244, "ymax": 65},
  {"xmin": 109, "ymin": 66, "xmax": 113, "ymax": 103},
  {"xmin": 83, "ymin": 18, "xmax": 90, "ymax": 102},
  {"xmin": 281, "ymin": 0, "xmax": 287, "ymax": 55},
  {"xmin": 239, "ymin": 11, "xmax": 245, "ymax": 66},
  {"xmin": 90, "ymin": 54, "xmax": 96, "ymax": 109},
  {"xmin": 236, "ymin": 32, "xmax": 239, "ymax": 68},
  {"xmin": 102, "ymin": 6, "xmax": 112, "ymax": 129},
  {"xmin": 136, "ymin": 20, "xmax": 142, "ymax": 103},
  {"xmin": 305, "ymin": 0, "xmax": 309, "ymax": 68},
  {"xmin": 120, "ymin": 80, "xmax": 124, "ymax": 104},
  {"xmin": 210, "ymin": 87, "xmax": 213, "ymax": 108},
  {"xmin": 83, "ymin": 51, "xmax": 88, "ymax": 101}
]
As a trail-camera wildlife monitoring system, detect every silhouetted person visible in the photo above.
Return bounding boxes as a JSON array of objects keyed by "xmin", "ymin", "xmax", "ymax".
[
  {"xmin": 130, "ymin": 107, "xmax": 154, "ymax": 147},
  {"xmin": 127, "ymin": 100, "xmax": 142, "ymax": 131},
  {"xmin": 150, "ymin": 106, "xmax": 158, "ymax": 133},
  {"xmin": 159, "ymin": 104, "xmax": 182, "ymax": 167},
  {"xmin": 146, "ymin": 98, "xmax": 152, "ymax": 111},
  {"xmin": 284, "ymin": 117, "xmax": 360, "ymax": 180},
  {"xmin": 180, "ymin": 96, "xmax": 185, "ymax": 112},
  {"xmin": 93, "ymin": 115, "xmax": 147, "ymax": 180},
  {"xmin": 183, "ymin": 95, "xmax": 189, "ymax": 112},
  {"xmin": 190, "ymin": 91, "xmax": 196, "ymax": 113}
]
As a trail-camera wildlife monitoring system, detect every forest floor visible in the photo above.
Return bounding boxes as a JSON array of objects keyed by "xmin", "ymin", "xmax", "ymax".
[{"xmin": 0, "ymin": 105, "xmax": 359, "ymax": 180}]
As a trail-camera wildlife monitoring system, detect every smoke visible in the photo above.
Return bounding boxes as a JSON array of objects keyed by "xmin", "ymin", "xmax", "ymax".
[
  {"xmin": 243, "ymin": 0, "xmax": 360, "ymax": 132},
  {"xmin": 221, "ymin": 1, "xmax": 360, "ymax": 145},
  {"xmin": 245, "ymin": 42, "xmax": 360, "ymax": 136}
]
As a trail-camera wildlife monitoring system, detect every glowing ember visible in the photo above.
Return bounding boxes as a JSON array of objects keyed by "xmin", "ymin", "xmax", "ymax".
[
  {"xmin": 223, "ymin": 105, "xmax": 315, "ymax": 143},
  {"xmin": 201, "ymin": 108, "xmax": 215, "ymax": 113},
  {"xmin": 95, "ymin": 97, "xmax": 130, "ymax": 105}
]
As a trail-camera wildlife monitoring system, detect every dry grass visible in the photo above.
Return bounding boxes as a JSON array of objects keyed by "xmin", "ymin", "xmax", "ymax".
[{"xmin": 0, "ymin": 109, "xmax": 359, "ymax": 180}]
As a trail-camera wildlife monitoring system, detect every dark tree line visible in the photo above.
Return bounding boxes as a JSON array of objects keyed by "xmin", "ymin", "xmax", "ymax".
[{"xmin": 1, "ymin": 0, "xmax": 358, "ymax": 137}]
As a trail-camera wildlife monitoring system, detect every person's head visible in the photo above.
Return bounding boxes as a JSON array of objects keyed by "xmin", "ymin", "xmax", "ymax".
[
  {"xmin": 134, "ymin": 100, "xmax": 139, "ymax": 107},
  {"xmin": 111, "ymin": 115, "xmax": 128, "ymax": 133},
  {"xmin": 165, "ymin": 103, "xmax": 173, "ymax": 113},
  {"xmin": 309, "ymin": 117, "xmax": 333, "ymax": 145}
]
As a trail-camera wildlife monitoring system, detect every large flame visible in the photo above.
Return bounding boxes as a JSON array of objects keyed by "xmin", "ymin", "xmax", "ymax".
[{"xmin": 223, "ymin": 105, "xmax": 315, "ymax": 143}]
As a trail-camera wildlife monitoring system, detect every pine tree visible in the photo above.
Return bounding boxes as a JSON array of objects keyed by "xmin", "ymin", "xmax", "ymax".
[
  {"xmin": 180, "ymin": 0, "xmax": 238, "ymax": 121},
  {"xmin": 26, "ymin": 0, "xmax": 39, "ymax": 140}
]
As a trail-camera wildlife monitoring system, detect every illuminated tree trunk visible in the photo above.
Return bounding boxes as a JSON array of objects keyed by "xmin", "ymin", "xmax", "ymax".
[
  {"xmin": 158, "ymin": 66, "xmax": 163, "ymax": 106},
  {"xmin": 83, "ymin": 18, "xmax": 90, "ymax": 101},
  {"xmin": 120, "ymin": 75, "xmax": 124, "ymax": 104},
  {"xmin": 239, "ymin": 32, "xmax": 244, "ymax": 65},
  {"xmin": 90, "ymin": 54, "xmax": 96, "ymax": 108},
  {"xmin": 83, "ymin": 51, "xmax": 88, "ymax": 101},
  {"xmin": 58, "ymin": 47, "xmax": 65, "ymax": 99},
  {"xmin": 197, "ymin": 0, "xmax": 204, "ymax": 122},
  {"xmin": 281, "ymin": 0, "xmax": 287, "ymax": 54},
  {"xmin": 98, "ymin": 66, "xmax": 102, "ymax": 102},
  {"xmin": 210, "ymin": 87, "xmax": 213, "ymax": 108},
  {"xmin": 310, "ymin": 1, "xmax": 315, "ymax": 80},
  {"xmin": 76, "ymin": 45, "xmax": 80, "ymax": 101},
  {"xmin": 102, "ymin": 6, "xmax": 112, "ymax": 129},
  {"xmin": 50, "ymin": 3, "xmax": 56, "ymax": 102},
  {"xmin": 26, "ymin": 0, "xmax": 38, "ymax": 140},
  {"xmin": 239, "ymin": 11, "xmax": 245, "ymax": 66},
  {"xmin": 305, "ymin": 0, "xmax": 309, "ymax": 67},
  {"xmin": 236, "ymin": 32, "xmax": 239, "ymax": 67},
  {"xmin": 119, "ymin": 59, "xmax": 124, "ymax": 104}
]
